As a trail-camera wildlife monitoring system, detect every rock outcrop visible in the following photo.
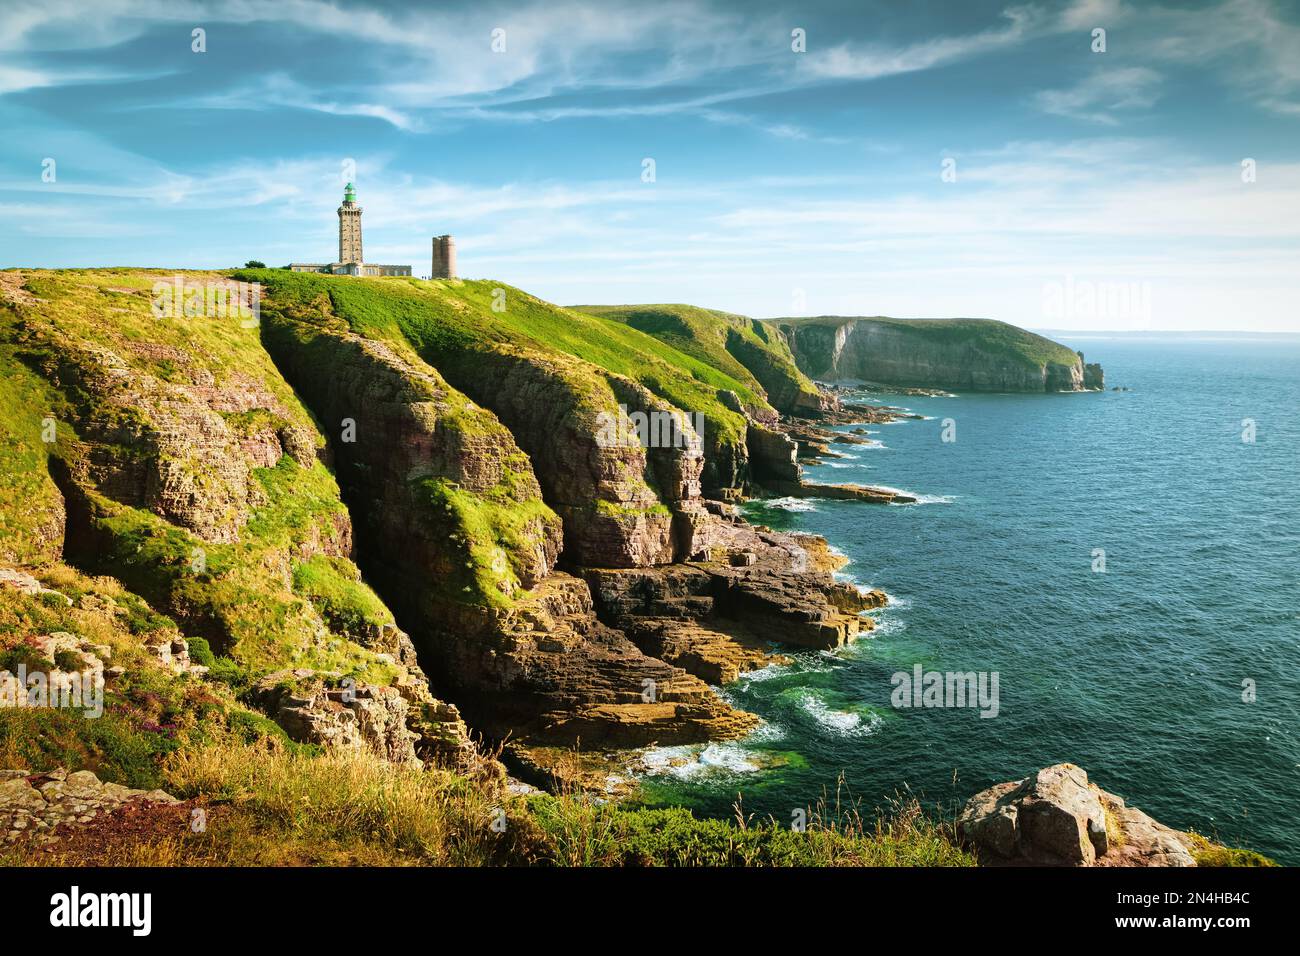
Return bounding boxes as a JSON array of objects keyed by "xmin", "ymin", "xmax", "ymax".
[
  {"xmin": 429, "ymin": 571, "xmax": 758, "ymax": 750},
  {"xmin": 249, "ymin": 668, "xmax": 478, "ymax": 768},
  {"xmin": 958, "ymin": 763, "xmax": 1197, "ymax": 867},
  {"xmin": 584, "ymin": 523, "xmax": 887, "ymax": 686},
  {"xmin": 1, "ymin": 768, "xmax": 179, "ymax": 847},
  {"xmin": 256, "ymin": 292, "xmax": 753, "ymax": 754},
  {"xmin": 772, "ymin": 316, "xmax": 1103, "ymax": 393},
  {"xmin": 35, "ymin": 327, "xmax": 315, "ymax": 544}
]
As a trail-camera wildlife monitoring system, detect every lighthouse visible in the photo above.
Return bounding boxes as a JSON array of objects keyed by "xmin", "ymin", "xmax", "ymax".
[{"xmin": 338, "ymin": 182, "xmax": 363, "ymax": 265}]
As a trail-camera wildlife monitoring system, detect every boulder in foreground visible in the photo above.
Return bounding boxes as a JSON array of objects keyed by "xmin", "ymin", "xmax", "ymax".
[{"xmin": 958, "ymin": 763, "xmax": 1197, "ymax": 866}]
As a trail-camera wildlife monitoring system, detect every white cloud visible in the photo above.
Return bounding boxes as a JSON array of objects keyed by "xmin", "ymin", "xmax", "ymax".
[
  {"xmin": 1034, "ymin": 67, "xmax": 1163, "ymax": 124},
  {"xmin": 805, "ymin": 5, "xmax": 1050, "ymax": 81}
]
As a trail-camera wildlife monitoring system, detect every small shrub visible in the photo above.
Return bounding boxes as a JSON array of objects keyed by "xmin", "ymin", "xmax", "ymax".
[
  {"xmin": 186, "ymin": 636, "xmax": 216, "ymax": 668},
  {"xmin": 53, "ymin": 649, "xmax": 85, "ymax": 672}
]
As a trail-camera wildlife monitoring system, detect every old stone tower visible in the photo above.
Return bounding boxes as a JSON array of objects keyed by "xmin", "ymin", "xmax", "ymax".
[
  {"xmin": 338, "ymin": 182, "xmax": 363, "ymax": 264},
  {"xmin": 431, "ymin": 234, "xmax": 457, "ymax": 279}
]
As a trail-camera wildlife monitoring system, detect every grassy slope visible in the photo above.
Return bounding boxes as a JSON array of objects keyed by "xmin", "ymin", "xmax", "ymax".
[
  {"xmin": 237, "ymin": 271, "xmax": 757, "ymax": 450},
  {"xmin": 0, "ymin": 270, "xmax": 403, "ymax": 684},
  {"xmin": 252, "ymin": 278, "xmax": 560, "ymax": 611},
  {"xmin": 770, "ymin": 315, "xmax": 1081, "ymax": 369},
  {"xmin": 3, "ymin": 741, "xmax": 978, "ymax": 867},
  {"xmin": 574, "ymin": 303, "xmax": 821, "ymax": 413},
  {"xmin": 0, "ymin": 563, "xmax": 306, "ymax": 790}
]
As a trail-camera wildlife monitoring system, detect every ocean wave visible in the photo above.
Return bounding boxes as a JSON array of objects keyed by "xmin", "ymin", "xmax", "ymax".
[
  {"xmin": 640, "ymin": 742, "xmax": 765, "ymax": 780},
  {"xmin": 794, "ymin": 690, "xmax": 883, "ymax": 738},
  {"xmin": 761, "ymin": 496, "xmax": 820, "ymax": 512},
  {"xmin": 869, "ymin": 483, "xmax": 955, "ymax": 505}
]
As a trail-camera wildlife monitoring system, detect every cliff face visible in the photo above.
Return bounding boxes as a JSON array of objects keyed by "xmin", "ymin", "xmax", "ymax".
[
  {"xmin": 0, "ymin": 269, "xmax": 479, "ymax": 769},
  {"xmin": 0, "ymin": 269, "xmax": 916, "ymax": 780},
  {"xmin": 250, "ymin": 277, "xmax": 751, "ymax": 750},
  {"xmin": 772, "ymin": 317, "xmax": 1102, "ymax": 393},
  {"xmin": 571, "ymin": 303, "xmax": 828, "ymax": 418}
]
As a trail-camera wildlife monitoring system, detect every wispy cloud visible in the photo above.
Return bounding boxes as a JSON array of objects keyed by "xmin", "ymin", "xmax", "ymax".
[
  {"xmin": 1034, "ymin": 67, "xmax": 1163, "ymax": 124},
  {"xmin": 805, "ymin": 5, "xmax": 1052, "ymax": 81}
]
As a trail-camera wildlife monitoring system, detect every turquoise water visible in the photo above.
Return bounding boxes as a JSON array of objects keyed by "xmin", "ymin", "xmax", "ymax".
[{"xmin": 642, "ymin": 337, "xmax": 1300, "ymax": 864}]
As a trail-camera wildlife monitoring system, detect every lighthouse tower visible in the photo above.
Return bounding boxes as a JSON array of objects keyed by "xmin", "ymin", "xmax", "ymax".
[{"xmin": 338, "ymin": 182, "xmax": 363, "ymax": 264}]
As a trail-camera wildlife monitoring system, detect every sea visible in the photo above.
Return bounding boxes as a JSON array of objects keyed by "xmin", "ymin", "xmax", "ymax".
[{"xmin": 639, "ymin": 335, "xmax": 1300, "ymax": 864}]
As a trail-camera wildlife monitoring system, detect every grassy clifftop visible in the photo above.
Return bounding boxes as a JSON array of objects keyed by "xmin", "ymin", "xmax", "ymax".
[
  {"xmin": 236, "ymin": 272, "xmax": 764, "ymax": 495},
  {"xmin": 771, "ymin": 315, "xmax": 1081, "ymax": 370},
  {"xmin": 573, "ymin": 303, "xmax": 822, "ymax": 415},
  {"xmin": 238, "ymin": 273, "xmax": 758, "ymax": 447}
]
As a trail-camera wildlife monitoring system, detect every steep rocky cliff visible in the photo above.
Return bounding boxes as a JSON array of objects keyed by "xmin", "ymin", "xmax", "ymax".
[
  {"xmin": 572, "ymin": 303, "xmax": 827, "ymax": 416},
  {"xmin": 770, "ymin": 316, "xmax": 1103, "ymax": 393},
  {"xmin": 0, "ymin": 270, "xmax": 962, "ymax": 781},
  {"xmin": 0, "ymin": 270, "xmax": 476, "ymax": 769}
]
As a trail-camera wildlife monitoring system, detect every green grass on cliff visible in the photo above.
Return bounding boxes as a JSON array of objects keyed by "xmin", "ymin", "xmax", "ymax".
[
  {"xmin": 84, "ymin": 457, "xmax": 398, "ymax": 684},
  {"xmin": 411, "ymin": 476, "xmax": 558, "ymax": 609},
  {"xmin": 235, "ymin": 270, "xmax": 757, "ymax": 451},
  {"xmin": 573, "ymin": 303, "xmax": 821, "ymax": 414},
  {"xmin": 0, "ymin": 564, "xmax": 306, "ymax": 790},
  {"xmin": 770, "ymin": 315, "xmax": 1081, "ymax": 369},
  {"xmin": 3, "ymin": 741, "xmax": 978, "ymax": 867},
  {"xmin": 6, "ymin": 269, "xmax": 318, "ymax": 430},
  {"xmin": 290, "ymin": 554, "xmax": 394, "ymax": 640},
  {"xmin": 0, "ymin": 347, "xmax": 63, "ymax": 564}
]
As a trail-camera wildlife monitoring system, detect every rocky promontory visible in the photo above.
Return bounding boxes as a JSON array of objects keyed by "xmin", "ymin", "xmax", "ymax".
[
  {"xmin": 0, "ymin": 269, "xmax": 897, "ymax": 787},
  {"xmin": 769, "ymin": 315, "xmax": 1104, "ymax": 393}
]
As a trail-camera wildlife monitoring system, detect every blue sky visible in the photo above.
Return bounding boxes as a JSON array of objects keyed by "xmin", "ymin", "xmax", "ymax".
[{"xmin": 2, "ymin": 0, "xmax": 1298, "ymax": 331}]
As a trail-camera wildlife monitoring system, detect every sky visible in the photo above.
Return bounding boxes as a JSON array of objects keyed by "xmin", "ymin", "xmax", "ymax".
[{"xmin": 1, "ymin": 0, "xmax": 1298, "ymax": 332}]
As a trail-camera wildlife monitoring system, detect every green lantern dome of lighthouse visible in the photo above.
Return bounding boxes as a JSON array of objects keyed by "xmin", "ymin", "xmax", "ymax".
[{"xmin": 343, "ymin": 182, "xmax": 356, "ymax": 203}]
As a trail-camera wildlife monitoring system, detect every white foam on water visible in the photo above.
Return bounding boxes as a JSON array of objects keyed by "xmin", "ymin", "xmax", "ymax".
[
  {"xmin": 795, "ymin": 690, "xmax": 883, "ymax": 738},
  {"xmin": 866, "ymin": 483, "xmax": 955, "ymax": 506},
  {"xmin": 865, "ymin": 615, "xmax": 906, "ymax": 639},
  {"xmin": 732, "ymin": 661, "xmax": 793, "ymax": 685},
  {"xmin": 763, "ymin": 496, "xmax": 819, "ymax": 512},
  {"xmin": 909, "ymin": 493, "xmax": 955, "ymax": 505},
  {"xmin": 641, "ymin": 742, "xmax": 765, "ymax": 780},
  {"xmin": 746, "ymin": 719, "xmax": 788, "ymax": 744}
]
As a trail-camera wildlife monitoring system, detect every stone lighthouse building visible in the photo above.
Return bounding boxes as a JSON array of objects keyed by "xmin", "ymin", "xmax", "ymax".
[
  {"xmin": 288, "ymin": 183, "xmax": 412, "ymax": 277},
  {"xmin": 338, "ymin": 182, "xmax": 363, "ymax": 264}
]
